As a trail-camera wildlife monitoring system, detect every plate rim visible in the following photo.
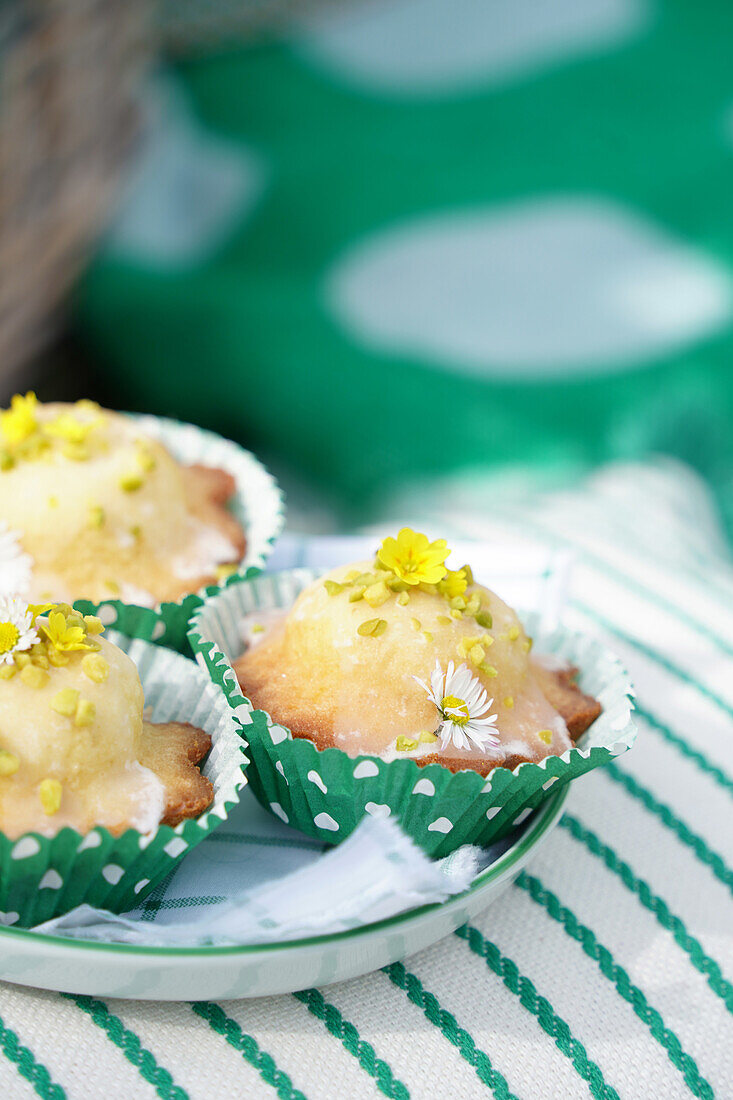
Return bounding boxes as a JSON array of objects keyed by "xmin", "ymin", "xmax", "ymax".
[{"xmin": 0, "ymin": 783, "xmax": 568, "ymax": 960}]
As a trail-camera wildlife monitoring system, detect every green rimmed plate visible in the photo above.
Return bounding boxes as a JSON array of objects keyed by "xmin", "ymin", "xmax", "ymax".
[{"xmin": 0, "ymin": 782, "xmax": 568, "ymax": 1000}]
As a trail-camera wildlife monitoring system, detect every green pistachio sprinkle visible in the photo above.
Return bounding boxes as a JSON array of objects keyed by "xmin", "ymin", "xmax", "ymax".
[
  {"xmin": 0, "ymin": 751, "xmax": 20, "ymax": 777},
  {"xmin": 450, "ymin": 596, "xmax": 466, "ymax": 611},
  {"xmin": 324, "ymin": 580, "xmax": 345, "ymax": 596},
  {"xmin": 465, "ymin": 593, "xmax": 481, "ymax": 616},
  {"xmin": 418, "ymin": 731, "xmax": 439, "ymax": 744},
  {"xmin": 436, "ymin": 615, "xmax": 452, "ymax": 626},
  {"xmin": 479, "ymin": 663, "xmax": 499, "ymax": 677},
  {"xmin": 475, "ymin": 610, "xmax": 493, "ymax": 629},
  {"xmin": 410, "ymin": 618, "xmax": 421, "ymax": 631},
  {"xmin": 88, "ymin": 505, "xmax": 105, "ymax": 529},
  {"xmin": 462, "ymin": 564, "xmax": 474, "ymax": 586},
  {"xmin": 395, "ymin": 736, "xmax": 418, "ymax": 752},
  {"xmin": 508, "ymin": 625, "xmax": 520, "ymax": 641},
  {"xmin": 397, "ymin": 591, "xmax": 410, "ymax": 606},
  {"xmin": 348, "ymin": 587, "xmax": 366, "ymax": 603},
  {"xmin": 357, "ymin": 618, "xmax": 387, "ymax": 637},
  {"xmin": 451, "ymin": 609, "xmax": 463, "ymax": 620}
]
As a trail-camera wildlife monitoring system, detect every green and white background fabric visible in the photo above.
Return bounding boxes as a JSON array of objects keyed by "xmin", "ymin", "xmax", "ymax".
[
  {"xmin": 1, "ymin": 460, "xmax": 732, "ymax": 1099},
  {"xmin": 76, "ymin": 0, "xmax": 733, "ymax": 537}
]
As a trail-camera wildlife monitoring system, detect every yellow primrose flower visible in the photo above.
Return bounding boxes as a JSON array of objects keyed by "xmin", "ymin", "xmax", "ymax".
[
  {"xmin": 28, "ymin": 602, "xmax": 56, "ymax": 624},
  {"xmin": 41, "ymin": 610, "xmax": 94, "ymax": 653},
  {"xmin": 377, "ymin": 528, "xmax": 449, "ymax": 586},
  {"xmin": 1, "ymin": 392, "xmax": 38, "ymax": 447},
  {"xmin": 438, "ymin": 568, "xmax": 467, "ymax": 599},
  {"xmin": 43, "ymin": 412, "xmax": 102, "ymax": 447}
]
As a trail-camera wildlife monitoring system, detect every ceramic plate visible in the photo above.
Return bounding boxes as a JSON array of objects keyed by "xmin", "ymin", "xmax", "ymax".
[{"xmin": 0, "ymin": 784, "xmax": 567, "ymax": 1001}]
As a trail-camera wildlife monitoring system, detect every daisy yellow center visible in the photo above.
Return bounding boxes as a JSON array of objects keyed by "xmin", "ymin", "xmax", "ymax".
[
  {"xmin": 441, "ymin": 694, "xmax": 470, "ymax": 726},
  {"xmin": 0, "ymin": 621, "xmax": 20, "ymax": 654}
]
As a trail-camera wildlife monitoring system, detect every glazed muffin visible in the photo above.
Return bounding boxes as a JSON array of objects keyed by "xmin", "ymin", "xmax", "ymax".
[
  {"xmin": 0, "ymin": 393, "xmax": 246, "ymax": 606},
  {"xmin": 0, "ymin": 597, "xmax": 213, "ymax": 838},
  {"xmin": 234, "ymin": 530, "xmax": 600, "ymax": 777}
]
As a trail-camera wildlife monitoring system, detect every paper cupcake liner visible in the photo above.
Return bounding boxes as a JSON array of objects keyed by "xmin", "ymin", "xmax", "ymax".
[
  {"xmin": 0, "ymin": 630, "xmax": 249, "ymax": 927},
  {"xmin": 69, "ymin": 412, "xmax": 285, "ymax": 654},
  {"xmin": 188, "ymin": 570, "xmax": 635, "ymax": 857}
]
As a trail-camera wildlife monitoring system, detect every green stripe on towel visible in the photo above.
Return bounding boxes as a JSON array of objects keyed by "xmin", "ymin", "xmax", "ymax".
[
  {"xmin": 454, "ymin": 925, "xmax": 619, "ymax": 1100},
  {"xmin": 517, "ymin": 873, "xmax": 715, "ymax": 1100}
]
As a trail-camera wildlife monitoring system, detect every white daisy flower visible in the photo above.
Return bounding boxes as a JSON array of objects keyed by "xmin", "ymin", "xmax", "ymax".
[
  {"xmin": 0, "ymin": 596, "xmax": 39, "ymax": 665},
  {"xmin": 414, "ymin": 660, "xmax": 500, "ymax": 753},
  {"xmin": 0, "ymin": 523, "xmax": 32, "ymax": 598}
]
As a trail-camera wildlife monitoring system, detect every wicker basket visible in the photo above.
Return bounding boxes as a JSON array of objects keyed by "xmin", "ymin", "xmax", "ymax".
[{"xmin": 0, "ymin": 0, "xmax": 148, "ymax": 386}]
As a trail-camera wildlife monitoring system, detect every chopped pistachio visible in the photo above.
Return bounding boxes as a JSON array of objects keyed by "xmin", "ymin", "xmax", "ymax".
[
  {"xmin": 62, "ymin": 442, "xmax": 89, "ymax": 462},
  {"xmin": 386, "ymin": 576, "xmax": 409, "ymax": 593},
  {"xmin": 39, "ymin": 778, "xmax": 62, "ymax": 816},
  {"xmin": 462, "ymin": 564, "xmax": 474, "ymax": 586},
  {"xmin": 508, "ymin": 625, "xmax": 520, "ymax": 641},
  {"xmin": 357, "ymin": 618, "xmax": 387, "ymax": 638},
  {"xmin": 323, "ymin": 580, "xmax": 345, "ymax": 597},
  {"xmin": 30, "ymin": 653, "xmax": 49, "ymax": 670},
  {"xmin": 74, "ymin": 698, "xmax": 96, "ymax": 727},
  {"xmin": 450, "ymin": 596, "xmax": 466, "ymax": 611},
  {"xmin": 450, "ymin": 609, "xmax": 463, "ymax": 620},
  {"xmin": 475, "ymin": 611, "xmax": 493, "ymax": 629},
  {"xmin": 0, "ymin": 665, "xmax": 17, "ymax": 680},
  {"xmin": 479, "ymin": 663, "xmax": 499, "ymax": 678},
  {"xmin": 46, "ymin": 648, "xmax": 69, "ymax": 667},
  {"xmin": 503, "ymin": 696, "xmax": 514, "ymax": 709},
  {"xmin": 88, "ymin": 505, "xmax": 105, "ymax": 529},
  {"xmin": 364, "ymin": 580, "xmax": 389, "ymax": 608},
  {"xmin": 468, "ymin": 643, "xmax": 486, "ymax": 667},
  {"xmin": 353, "ymin": 572, "xmax": 376, "ymax": 588},
  {"xmin": 0, "ymin": 451, "xmax": 14, "ymax": 471},
  {"xmin": 0, "ymin": 751, "xmax": 20, "ymax": 777},
  {"xmin": 81, "ymin": 653, "xmax": 109, "ymax": 683},
  {"xmin": 119, "ymin": 472, "xmax": 143, "ymax": 492},
  {"xmin": 51, "ymin": 688, "xmax": 79, "ymax": 717},
  {"xmin": 84, "ymin": 615, "xmax": 104, "ymax": 635},
  {"xmin": 436, "ymin": 615, "xmax": 452, "ymax": 626},
  {"xmin": 20, "ymin": 665, "xmax": 49, "ymax": 689},
  {"xmin": 418, "ymin": 731, "xmax": 439, "ymax": 744},
  {"xmin": 396, "ymin": 735, "xmax": 419, "ymax": 752},
  {"xmin": 13, "ymin": 652, "xmax": 31, "ymax": 670},
  {"xmin": 136, "ymin": 445, "xmax": 157, "ymax": 472},
  {"xmin": 422, "ymin": 631, "xmax": 433, "ymax": 643},
  {"xmin": 348, "ymin": 586, "xmax": 366, "ymax": 603},
  {"xmin": 397, "ymin": 591, "xmax": 410, "ymax": 606},
  {"xmin": 344, "ymin": 570, "xmax": 361, "ymax": 582},
  {"xmin": 465, "ymin": 593, "xmax": 481, "ymax": 616},
  {"xmin": 537, "ymin": 728, "xmax": 553, "ymax": 745},
  {"xmin": 524, "ymin": 637, "xmax": 533, "ymax": 653},
  {"xmin": 129, "ymin": 524, "xmax": 142, "ymax": 540},
  {"xmin": 47, "ymin": 495, "xmax": 58, "ymax": 508},
  {"xmin": 419, "ymin": 583, "xmax": 438, "ymax": 596},
  {"xmin": 105, "ymin": 579, "xmax": 121, "ymax": 595},
  {"xmin": 483, "ymin": 634, "xmax": 494, "ymax": 646},
  {"xmin": 410, "ymin": 617, "xmax": 421, "ymax": 631}
]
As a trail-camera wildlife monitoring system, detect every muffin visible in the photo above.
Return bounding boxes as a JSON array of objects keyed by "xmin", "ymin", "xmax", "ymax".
[
  {"xmin": 234, "ymin": 530, "xmax": 600, "ymax": 776},
  {"xmin": 0, "ymin": 597, "xmax": 213, "ymax": 838},
  {"xmin": 0, "ymin": 393, "xmax": 246, "ymax": 606},
  {"xmin": 190, "ymin": 532, "xmax": 633, "ymax": 856}
]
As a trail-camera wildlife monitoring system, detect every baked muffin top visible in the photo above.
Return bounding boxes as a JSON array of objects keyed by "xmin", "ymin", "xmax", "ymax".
[
  {"xmin": 0, "ymin": 393, "xmax": 244, "ymax": 605},
  {"xmin": 235, "ymin": 529, "xmax": 596, "ymax": 774},
  {"xmin": 0, "ymin": 599, "xmax": 212, "ymax": 837}
]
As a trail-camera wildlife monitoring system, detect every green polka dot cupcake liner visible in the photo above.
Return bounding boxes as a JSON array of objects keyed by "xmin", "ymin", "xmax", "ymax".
[
  {"xmin": 188, "ymin": 570, "xmax": 636, "ymax": 857},
  {"xmin": 0, "ymin": 629, "xmax": 249, "ymax": 928},
  {"xmin": 83, "ymin": 412, "xmax": 286, "ymax": 654}
]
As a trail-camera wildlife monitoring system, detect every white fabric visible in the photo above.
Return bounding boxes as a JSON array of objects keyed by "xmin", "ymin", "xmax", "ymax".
[{"xmin": 0, "ymin": 457, "xmax": 731, "ymax": 1100}]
